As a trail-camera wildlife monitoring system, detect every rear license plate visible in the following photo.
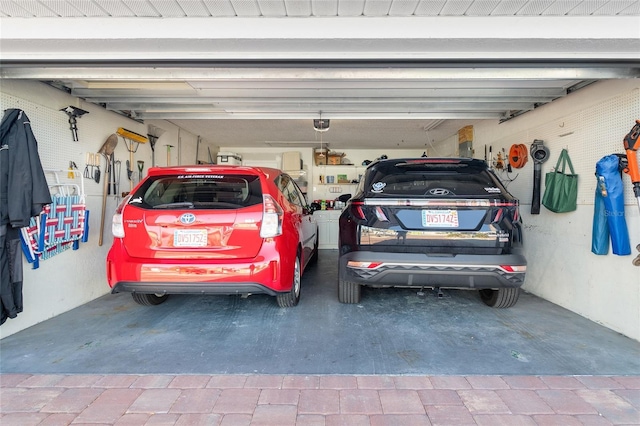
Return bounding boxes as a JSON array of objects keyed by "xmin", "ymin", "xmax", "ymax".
[
  {"xmin": 422, "ymin": 209, "xmax": 459, "ymax": 227},
  {"xmin": 174, "ymin": 229, "xmax": 207, "ymax": 247}
]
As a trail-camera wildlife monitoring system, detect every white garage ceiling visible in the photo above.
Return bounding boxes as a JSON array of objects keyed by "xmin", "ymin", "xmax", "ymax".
[{"xmin": 1, "ymin": 0, "xmax": 639, "ymax": 149}]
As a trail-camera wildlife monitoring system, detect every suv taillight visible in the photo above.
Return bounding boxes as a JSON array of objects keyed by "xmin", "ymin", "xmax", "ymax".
[
  {"xmin": 260, "ymin": 194, "xmax": 283, "ymax": 238},
  {"xmin": 350, "ymin": 201, "xmax": 366, "ymax": 220},
  {"xmin": 111, "ymin": 195, "xmax": 131, "ymax": 238}
]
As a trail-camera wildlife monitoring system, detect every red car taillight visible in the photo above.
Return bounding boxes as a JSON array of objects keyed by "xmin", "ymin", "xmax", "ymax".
[
  {"xmin": 111, "ymin": 195, "xmax": 131, "ymax": 238},
  {"xmin": 260, "ymin": 194, "xmax": 283, "ymax": 238}
]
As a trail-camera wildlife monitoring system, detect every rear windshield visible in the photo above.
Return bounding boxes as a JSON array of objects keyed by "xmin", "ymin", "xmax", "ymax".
[
  {"xmin": 364, "ymin": 162, "xmax": 505, "ymax": 197},
  {"xmin": 130, "ymin": 174, "xmax": 263, "ymax": 210}
]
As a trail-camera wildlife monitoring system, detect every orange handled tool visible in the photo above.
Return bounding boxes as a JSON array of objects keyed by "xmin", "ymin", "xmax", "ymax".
[
  {"xmin": 622, "ymin": 120, "xmax": 640, "ymax": 266},
  {"xmin": 623, "ymin": 120, "xmax": 640, "ymax": 207}
]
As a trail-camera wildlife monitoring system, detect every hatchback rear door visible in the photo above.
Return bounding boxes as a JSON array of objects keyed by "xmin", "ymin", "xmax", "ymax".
[
  {"xmin": 354, "ymin": 159, "xmax": 518, "ymax": 253},
  {"xmin": 122, "ymin": 171, "xmax": 264, "ymax": 260}
]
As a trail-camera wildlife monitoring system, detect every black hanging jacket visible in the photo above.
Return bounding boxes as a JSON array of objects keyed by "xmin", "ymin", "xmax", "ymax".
[
  {"xmin": 0, "ymin": 109, "xmax": 51, "ymax": 325},
  {"xmin": 0, "ymin": 108, "xmax": 52, "ymax": 227}
]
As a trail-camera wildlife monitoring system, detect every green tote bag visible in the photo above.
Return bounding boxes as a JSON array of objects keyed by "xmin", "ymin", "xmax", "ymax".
[{"xmin": 542, "ymin": 149, "xmax": 578, "ymax": 213}]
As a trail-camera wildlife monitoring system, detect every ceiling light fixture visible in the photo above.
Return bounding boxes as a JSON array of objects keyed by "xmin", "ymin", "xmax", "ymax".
[{"xmin": 314, "ymin": 112, "xmax": 329, "ymax": 157}]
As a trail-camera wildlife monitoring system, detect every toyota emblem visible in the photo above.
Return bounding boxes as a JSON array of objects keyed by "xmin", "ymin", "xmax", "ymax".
[
  {"xmin": 429, "ymin": 188, "xmax": 451, "ymax": 196},
  {"xmin": 180, "ymin": 213, "xmax": 196, "ymax": 224}
]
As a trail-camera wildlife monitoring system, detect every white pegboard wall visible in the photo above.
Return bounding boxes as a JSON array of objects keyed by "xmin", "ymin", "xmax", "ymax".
[
  {"xmin": 1, "ymin": 92, "xmax": 106, "ymax": 197},
  {"xmin": 488, "ymin": 88, "xmax": 639, "ymax": 207}
]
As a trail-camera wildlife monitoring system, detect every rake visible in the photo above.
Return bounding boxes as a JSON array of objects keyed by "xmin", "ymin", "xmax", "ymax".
[{"xmin": 116, "ymin": 127, "xmax": 147, "ymax": 192}]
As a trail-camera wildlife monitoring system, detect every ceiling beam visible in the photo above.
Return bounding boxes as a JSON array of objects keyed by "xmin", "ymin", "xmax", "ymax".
[{"xmin": 3, "ymin": 66, "xmax": 638, "ymax": 80}]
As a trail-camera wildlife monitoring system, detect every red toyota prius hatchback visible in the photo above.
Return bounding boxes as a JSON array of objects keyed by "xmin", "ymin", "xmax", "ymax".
[{"xmin": 106, "ymin": 165, "xmax": 319, "ymax": 308}]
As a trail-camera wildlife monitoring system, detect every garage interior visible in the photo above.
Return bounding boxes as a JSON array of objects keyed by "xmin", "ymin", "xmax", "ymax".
[{"xmin": 1, "ymin": 1, "xmax": 640, "ymax": 424}]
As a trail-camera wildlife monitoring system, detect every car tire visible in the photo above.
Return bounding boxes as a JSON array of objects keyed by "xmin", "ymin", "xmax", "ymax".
[
  {"xmin": 479, "ymin": 288, "xmax": 519, "ymax": 308},
  {"xmin": 131, "ymin": 293, "xmax": 169, "ymax": 306},
  {"xmin": 277, "ymin": 255, "xmax": 301, "ymax": 307},
  {"xmin": 338, "ymin": 279, "xmax": 361, "ymax": 304}
]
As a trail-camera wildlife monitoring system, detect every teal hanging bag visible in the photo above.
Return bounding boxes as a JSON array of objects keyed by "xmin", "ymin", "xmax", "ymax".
[{"xmin": 542, "ymin": 149, "xmax": 578, "ymax": 213}]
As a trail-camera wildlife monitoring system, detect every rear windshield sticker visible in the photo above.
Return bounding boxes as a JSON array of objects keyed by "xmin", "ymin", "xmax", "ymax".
[
  {"xmin": 371, "ymin": 182, "xmax": 386, "ymax": 193},
  {"xmin": 130, "ymin": 197, "xmax": 143, "ymax": 204},
  {"xmin": 177, "ymin": 174, "xmax": 224, "ymax": 179},
  {"xmin": 484, "ymin": 187, "xmax": 501, "ymax": 193}
]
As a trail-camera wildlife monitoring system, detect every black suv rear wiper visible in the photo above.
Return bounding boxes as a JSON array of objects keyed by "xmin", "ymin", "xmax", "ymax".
[{"xmin": 152, "ymin": 202, "xmax": 194, "ymax": 209}]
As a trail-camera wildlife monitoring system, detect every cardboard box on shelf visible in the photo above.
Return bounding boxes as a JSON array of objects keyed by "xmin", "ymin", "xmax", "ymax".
[
  {"xmin": 216, "ymin": 152, "xmax": 242, "ymax": 165},
  {"xmin": 327, "ymin": 152, "xmax": 345, "ymax": 165},
  {"xmin": 314, "ymin": 149, "xmax": 329, "ymax": 165}
]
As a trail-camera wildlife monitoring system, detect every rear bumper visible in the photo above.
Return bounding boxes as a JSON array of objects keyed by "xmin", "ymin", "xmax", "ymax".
[
  {"xmin": 339, "ymin": 251, "xmax": 526, "ymax": 289},
  {"xmin": 106, "ymin": 238, "xmax": 295, "ymax": 294},
  {"xmin": 111, "ymin": 281, "xmax": 278, "ymax": 296}
]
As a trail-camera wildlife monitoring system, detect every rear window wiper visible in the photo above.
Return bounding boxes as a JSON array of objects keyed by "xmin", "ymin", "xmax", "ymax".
[{"xmin": 152, "ymin": 202, "xmax": 194, "ymax": 209}]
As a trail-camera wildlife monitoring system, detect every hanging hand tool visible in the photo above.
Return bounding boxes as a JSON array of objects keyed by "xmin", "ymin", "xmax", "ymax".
[
  {"xmin": 530, "ymin": 139, "xmax": 550, "ymax": 215},
  {"xmin": 137, "ymin": 160, "xmax": 144, "ymax": 182},
  {"xmin": 126, "ymin": 160, "xmax": 132, "ymax": 183},
  {"xmin": 114, "ymin": 159, "xmax": 122, "ymax": 197},
  {"xmin": 60, "ymin": 106, "xmax": 89, "ymax": 142},
  {"xmin": 83, "ymin": 153, "xmax": 91, "ymax": 179},
  {"xmin": 68, "ymin": 161, "xmax": 78, "ymax": 179},
  {"xmin": 116, "ymin": 127, "xmax": 148, "ymax": 191},
  {"xmin": 94, "ymin": 154, "xmax": 101, "ymax": 184},
  {"xmin": 110, "ymin": 154, "xmax": 117, "ymax": 195},
  {"xmin": 166, "ymin": 144, "xmax": 174, "ymax": 166},
  {"xmin": 97, "ymin": 134, "xmax": 118, "ymax": 246},
  {"xmin": 622, "ymin": 120, "xmax": 640, "ymax": 265}
]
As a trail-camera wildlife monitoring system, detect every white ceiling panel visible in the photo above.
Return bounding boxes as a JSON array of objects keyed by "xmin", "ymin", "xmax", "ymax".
[
  {"xmin": 5, "ymin": 0, "xmax": 56, "ymax": 16},
  {"xmin": 284, "ymin": 0, "xmax": 311, "ymax": 16},
  {"xmin": 92, "ymin": 0, "xmax": 135, "ymax": 16},
  {"xmin": 229, "ymin": 0, "xmax": 261, "ymax": 15},
  {"xmin": 388, "ymin": 0, "xmax": 419, "ymax": 15},
  {"xmin": 518, "ymin": 0, "xmax": 554, "ymax": 15},
  {"xmin": 414, "ymin": 0, "xmax": 446, "ymax": 15},
  {"xmin": 66, "ymin": 0, "xmax": 110, "ymax": 16},
  {"xmin": 42, "ymin": 0, "xmax": 85, "ymax": 17},
  {"xmin": 567, "ymin": 0, "xmax": 608, "ymax": 14},
  {"xmin": 0, "ymin": 1, "xmax": 31, "ymax": 16},
  {"xmin": 491, "ymin": 0, "xmax": 527, "ymax": 15},
  {"xmin": 440, "ymin": 0, "xmax": 474, "ymax": 15},
  {"xmin": 260, "ymin": 0, "xmax": 287, "ymax": 16},
  {"xmin": 202, "ymin": 0, "xmax": 236, "ymax": 16},
  {"xmin": 622, "ymin": 1, "xmax": 640, "ymax": 13},
  {"xmin": 465, "ymin": 0, "xmax": 500, "ymax": 15},
  {"xmin": 147, "ymin": 0, "xmax": 188, "ymax": 16},
  {"xmin": 593, "ymin": 0, "xmax": 637, "ymax": 15},
  {"xmin": 126, "ymin": 0, "xmax": 161, "ymax": 16},
  {"xmin": 363, "ymin": 0, "xmax": 392, "ymax": 15},
  {"xmin": 337, "ymin": 0, "xmax": 365, "ymax": 15},
  {"xmin": 176, "ymin": 0, "xmax": 210, "ymax": 16},
  {"xmin": 542, "ymin": 0, "xmax": 581, "ymax": 15},
  {"xmin": 312, "ymin": 0, "xmax": 337, "ymax": 16}
]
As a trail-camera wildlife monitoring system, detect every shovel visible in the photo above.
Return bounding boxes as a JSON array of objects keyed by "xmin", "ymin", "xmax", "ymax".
[{"xmin": 98, "ymin": 134, "xmax": 118, "ymax": 246}]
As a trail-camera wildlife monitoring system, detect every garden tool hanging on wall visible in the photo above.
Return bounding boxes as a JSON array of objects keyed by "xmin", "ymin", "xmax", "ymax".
[
  {"xmin": 60, "ymin": 106, "xmax": 89, "ymax": 142},
  {"xmin": 622, "ymin": 119, "xmax": 640, "ymax": 265},
  {"xmin": 147, "ymin": 124, "xmax": 166, "ymax": 167},
  {"xmin": 97, "ymin": 134, "xmax": 118, "ymax": 246},
  {"xmin": 166, "ymin": 144, "xmax": 174, "ymax": 166},
  {"xmin": 530, "ymin": 139, "xmax": 550, "ymax": 214},
  {"xmin": 116, "ymin": 127, "xmax": 147, "ymax": 192},
  {"xmin": 137, "ymin": 160, "xmax": 144, "ymax": 182}
]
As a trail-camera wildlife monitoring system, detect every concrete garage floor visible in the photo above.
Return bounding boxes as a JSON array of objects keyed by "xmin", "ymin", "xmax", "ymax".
[{"xmin": 1, "ymin": 250, "xmax": 639, "ymax": 424}]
